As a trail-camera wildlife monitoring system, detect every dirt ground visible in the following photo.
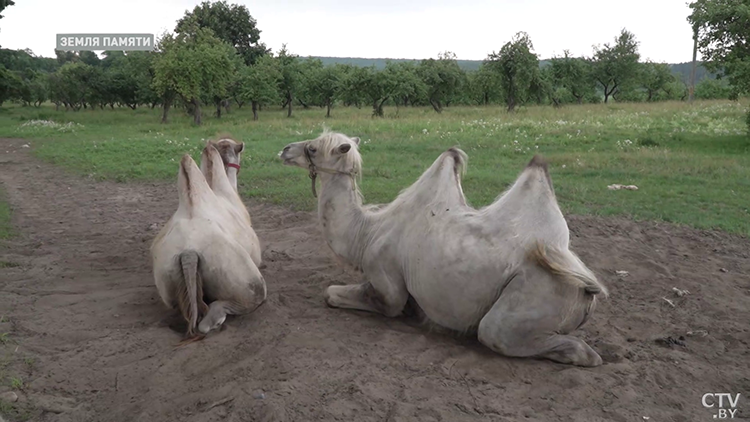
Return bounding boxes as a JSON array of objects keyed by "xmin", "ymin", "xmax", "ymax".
[{"xmin": 0, "ymin": 137, "xmax": 748, "ymax": 422}]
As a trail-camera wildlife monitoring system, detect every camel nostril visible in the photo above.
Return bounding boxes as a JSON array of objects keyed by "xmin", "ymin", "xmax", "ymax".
[{"xmin": 283, "ymin": 146, "xmax": 290, "ymax": 153}]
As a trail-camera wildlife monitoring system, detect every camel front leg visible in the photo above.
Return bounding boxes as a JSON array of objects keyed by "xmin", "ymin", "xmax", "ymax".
[{"xmin": 325, "ymin": 268, "xmax": 408, "ymax": 317}]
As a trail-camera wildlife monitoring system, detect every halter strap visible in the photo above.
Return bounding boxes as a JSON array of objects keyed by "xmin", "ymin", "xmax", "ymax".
[{"xmin": 304, "ymin": 145, "xmax": 356, "ymax": 198}]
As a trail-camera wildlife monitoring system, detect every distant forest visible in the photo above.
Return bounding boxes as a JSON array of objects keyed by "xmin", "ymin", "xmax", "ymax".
[{"xmin": 309, "ymin": 57, "xmax": 716, "ymax": 83}]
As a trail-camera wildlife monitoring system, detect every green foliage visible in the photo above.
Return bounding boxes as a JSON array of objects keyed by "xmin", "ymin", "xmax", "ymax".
[
  {"xmin": 0, "ymin": 0, "xmax": 14, "ymax": 20},
  {"xmin": 176, "ymin": 0, "xmax": 270, "ymax": 66},
  {"xmin": 275, "ymin": 44, "xmax": 302, "ymax": 117},
  {"xmin": 695, "ymin": 78, "xmax": 733, "ymax": 99},
  {"xmin": 301, "ymin": 63, "xmax": 345, "ymax": 117},
  {"xmin": 465, "ymin": 64, "xmax": 502, "ymax": 105},
  {"xmin": 640, "ymin": 61, "xmax": 678, "ymax": 101},
  {"xmin": 0, "ymin": 65, "xmax": 21, "ymax": 105},
  {"xmin": 152, "ymin": 25, "xmax": 238, "ymax": 124},
  {"xmin": 486, "ymin": 32, "xmax": 541, "ymax": 112},
  {"xmin": 592, "ymin": 28, "xmax": 641, "ymax": 103},
  {"xmin": 418, "ymin": 52, "xmax": 465, "ymax": 113},
  {"xmin": 688, "ymin": 0, "xmax": 750, "ymax": 132},
  {"xmin": 237, "ymin": 55, "xmax": 281, "ymax": 119},
  {"xmin": 547, "ymin": 51, "xmax": 597, "ymax": 105}
]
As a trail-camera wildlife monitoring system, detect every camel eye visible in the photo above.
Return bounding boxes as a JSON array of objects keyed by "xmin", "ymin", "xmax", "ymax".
[{"xmin": 308, "ymin": 147, "xmax": 317, "ymax": 154}]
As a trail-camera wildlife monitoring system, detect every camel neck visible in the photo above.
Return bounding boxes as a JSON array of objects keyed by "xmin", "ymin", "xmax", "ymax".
[
  {"xmin": 226, "ymin": 168, "xmax": 238, "ymax": 192},
  {"xmin": 317, "ymin": 173, "xmax": 369, "ymax": 268}
]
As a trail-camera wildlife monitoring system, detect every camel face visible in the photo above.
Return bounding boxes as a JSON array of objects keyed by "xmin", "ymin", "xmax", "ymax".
[
  {"xmin": 210, "ymin": 138, "xmax": 244, "ymax": 170},
  {"xmin": 279, "ymin": 135, "xmax": 360, "ymax": 171}
]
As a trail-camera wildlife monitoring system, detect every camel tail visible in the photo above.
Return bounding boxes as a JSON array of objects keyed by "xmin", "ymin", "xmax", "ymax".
[
  {"xmin": 176, "ymin": 250, "xmax": 209, "ymax": 338},
  {"xmin": 528, "ymin": 241, "xmax": 607, "ymax": 297}
]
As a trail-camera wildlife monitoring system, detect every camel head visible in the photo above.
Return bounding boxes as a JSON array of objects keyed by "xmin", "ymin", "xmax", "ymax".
[
  {"xmin": 279, "ymin": 130, "xmax": 362, "ymax": 197},
  {"xmin": 207, "ymin": 137, "xmax": 244, "ymax": 173}
]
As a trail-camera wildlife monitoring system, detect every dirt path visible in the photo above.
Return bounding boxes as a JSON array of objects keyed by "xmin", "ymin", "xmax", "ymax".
[{"xmin": 0, "ymin": 138, "xmax": 748, "ymax": 422}]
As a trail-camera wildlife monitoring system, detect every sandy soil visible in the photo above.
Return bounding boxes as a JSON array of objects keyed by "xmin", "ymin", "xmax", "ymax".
[{"xmin": 0, "ymin": 137, "xmax": 748, "ymax": 422}]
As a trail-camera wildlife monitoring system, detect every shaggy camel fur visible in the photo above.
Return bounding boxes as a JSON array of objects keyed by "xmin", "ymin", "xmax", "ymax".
[
  {"xmin": 279, "ymin": 130, "xmax": 607, "ymax": 366},
  {"xmin": 151, "ymin": 144, "xmax": 266, "ymax": 340}
]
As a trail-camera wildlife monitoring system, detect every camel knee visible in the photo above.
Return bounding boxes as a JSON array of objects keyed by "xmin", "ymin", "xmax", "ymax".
[{"xmin": 477, "ymin": 317, "xmax": 520, "ymax": 357}]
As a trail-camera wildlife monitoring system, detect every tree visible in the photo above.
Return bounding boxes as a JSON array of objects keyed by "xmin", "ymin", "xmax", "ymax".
[
  {"xmin": 0, "ymin": 0, "xmax": 14, "ymax": 20},
  {"xmin": 176, "ymin": 0, "xmax": 270, "ymax": 66},
  {"xmin": 338, "ymin": 65, "xmax": 368, "ymax": 108},
  {"xmin": 466, "ymin": 64, "xmax": 501, "ymax": 105},
  {"xmin": 79, "ymin": 51, "xmax": 101, "ymax": 67},
  {"xmin": 640, "ymin": 61, "xmax": 677, "ymax": 101},
  {"xmin": 592, "ymin": 28, "xmax": 641, "ymax": 103},
  {"xmin": 547, "ymin": 51, "xmax": 596, "ymax": 104},
  {"xmin": 418, "ymin": 51, "xmax": 464, "ymax": 113},
  {"xmin": 0, "ymin": 64, "xmax": 22, "ymax": 106},
  {"xmin": 390, "ymin": 61, "xmax": 426, "ymax": 110},
  {"xmin": 152, "ymin": 26, "xmax": 238, "ymax": 125},
  {"xmin": 303, "ymin": 63, "xmax": 344, "ymax": 117},
  {"xmin": 486, "ymin": 32, "xmax": 540, "ymax": 112},
  {"xmin": 688, "ymin": 0, "xmax": 750, "ymax": 129},
  {"xmin": 275, "ymin": 44, "xmax": 301, "ymax": 117},
  {"xmin": 237, "ymin": 55, "xmax": 281, "ymax": 120}
]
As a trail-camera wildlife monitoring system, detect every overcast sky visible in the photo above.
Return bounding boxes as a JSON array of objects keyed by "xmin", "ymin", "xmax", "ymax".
[{"xmin": 0, "ymin": 0, "xmax": 697, "ymax": 63}]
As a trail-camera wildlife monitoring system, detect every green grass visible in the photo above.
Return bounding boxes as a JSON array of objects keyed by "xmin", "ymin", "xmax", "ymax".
[
  {"xmin": 0, "ymin": 100, "xmax": 748, "ymax": 236},
  {"xmin": 0, "ymin": 187, "xmax": 11, "ymax": 240}
]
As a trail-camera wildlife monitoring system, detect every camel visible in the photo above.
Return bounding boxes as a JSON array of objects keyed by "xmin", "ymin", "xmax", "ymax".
[
  {"xmin": 199, "ymin": 136, "xmax": 261, "ymax": 267},
  {"xmin": 279, "ymin": 130, "xmax": 608, "ymax": 367},
  {"xmin": 150, "ymin": 144, "xmax": 266, "ymax": 340}
]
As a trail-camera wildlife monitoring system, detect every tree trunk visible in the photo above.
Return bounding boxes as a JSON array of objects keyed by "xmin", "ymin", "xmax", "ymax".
[
  {"xmin": 429, "ymin": 99, "xmax": 442, "ymax": 113},
  {"xmin": 252, "ymin": 100, "xmax": 258, "ymax": 121},
  {"xmin": 192, "ymin": 99, "xmax": 202, "ymax": 125},
  {"xmin": 287, "ymin": 94, "xmax": 293, "ymax": 117},
  {"xmin": 326, "ymin": 101, "xmax": 331, "ymax": 118},
  {"xmin": 161, "ymin": 99, "xmax": 171, "ymax": 123},
  {"xmin": 689, "ymin": 24, "xmax": 698, "ymax": 103}
]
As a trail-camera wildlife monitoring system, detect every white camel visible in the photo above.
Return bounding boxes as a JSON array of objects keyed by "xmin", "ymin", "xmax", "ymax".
[
  {"xmin": 151, "ymin": 144, "xmax": 266, "ymax": 341},
  {"xmin": 279, "ymin": 130, "xmax": 608, "ymax": 366},
  {"xmin": 199, "ymin": 136, "xmax": 261, "ymax": 267}
]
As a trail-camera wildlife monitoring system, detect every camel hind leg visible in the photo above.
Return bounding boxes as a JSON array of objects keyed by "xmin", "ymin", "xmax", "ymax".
[
  {"xmin": 198, "ymin": 256, "xmax": 267, "ymax": 334},
  {"xmin": 477, "ymin": 266, "xmax": 602, "ymax": 367}
]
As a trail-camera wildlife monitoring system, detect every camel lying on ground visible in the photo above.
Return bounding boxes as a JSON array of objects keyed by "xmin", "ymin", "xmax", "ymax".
[
  {"xmin": 199, "ymin": 136, "xmax": 261, "ymax": 266},
  {"xmin": 279, "ymin": 130, "xmax": 607, "ymax": 366},
  {"xmin": 150, "ymin": 143, "xmax": 266, "ymax": 340}
]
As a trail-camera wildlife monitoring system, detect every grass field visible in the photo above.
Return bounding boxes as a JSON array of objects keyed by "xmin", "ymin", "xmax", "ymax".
[
  {"xmin": 0, "ymin": 100, "xmax": 748, "ymax": 236},
  {"xmin": 0, "ymin": 187, "xmax": 12, "ymax": 240}
]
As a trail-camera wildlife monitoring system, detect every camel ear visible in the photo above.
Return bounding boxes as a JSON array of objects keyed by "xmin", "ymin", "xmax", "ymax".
[
  {"xmin": 350, "ymin": 137, "xmax": 360, "ymax": 146},
  {"xmin": 337, "ymin": 144, "xmax": 351, "ymax": 154},
  {"xmin": 234, "ymin": 142, "xmax": 244, "ymax": 155}
]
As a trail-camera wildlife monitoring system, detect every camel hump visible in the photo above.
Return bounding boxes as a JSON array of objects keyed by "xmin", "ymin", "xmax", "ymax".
[
  {"xmin": 526, "ymin": 154, "xmax": 549, "ymax": 171},
  {"xmin": 527, "ymin": 241, "xmax": 607, "ymax": 297},
  {"xmin": 445, "ymin": 147, "xmax": 468, "ymax": 177}
]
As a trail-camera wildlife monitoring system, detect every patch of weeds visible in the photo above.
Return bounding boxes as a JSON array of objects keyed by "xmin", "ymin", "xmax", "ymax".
[
  {"xmin": 0, "ymin": 261, "xmax": 20, "ymax": 269},
  {"xmin": 0, "ymin": 399, "xmax": 34, "ymax": 422},
  {"xmin": 9, "ymin": 377, "xmax": 22, "ymax": 390},
  {"xmin": 0, "ymin": 333, "xmax": 9, "ymax": 345},
  {"xmin": 638, "ymin": 137, "xmax": 660, "ymax": 147}
]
